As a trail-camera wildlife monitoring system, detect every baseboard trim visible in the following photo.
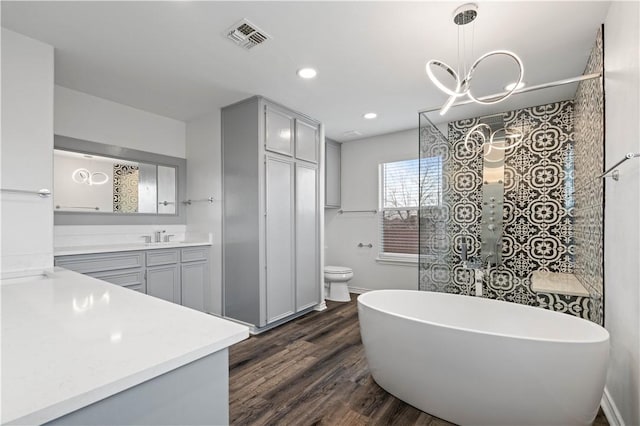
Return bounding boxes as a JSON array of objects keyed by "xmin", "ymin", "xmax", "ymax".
[
  {"xmin": 348, "ymin": 286, "xmax": 370, "ymax": 294},
  {"xmin": 314, "ymin": 301, "xmax": 327, "ymax": 311},
  {"xmin": 601, "ymin": 386, "xmax": 625, "ymax": 426}
]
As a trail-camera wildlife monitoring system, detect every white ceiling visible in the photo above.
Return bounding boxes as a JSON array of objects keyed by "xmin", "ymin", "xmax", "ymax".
[{"xmin": 1, "ymin": 1, "xmax": 610, "ymax": 142}]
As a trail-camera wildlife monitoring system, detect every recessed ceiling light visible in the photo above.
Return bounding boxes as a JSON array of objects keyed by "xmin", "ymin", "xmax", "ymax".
[
  {"xmin": 505, "ymin": 81, "xmax": 525, "ymax": 91},
  {"xmin": 363, "ymin": 112, "xmax": 377, "ymax": 119},
  {"xmin": 297, "ymin": 68, "xmax": 317, "ymax": 79}
]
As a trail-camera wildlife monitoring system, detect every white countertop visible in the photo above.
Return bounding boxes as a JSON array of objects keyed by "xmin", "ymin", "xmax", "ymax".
[
  {"xmin": 54, "ymin": 241, "xmax": 211, "ymax": 256},
  {"xmin": 531, "ymin": 271, "xmax": 590, "ymax": 297},
  {"xmin": 1, "ymin": 268, "xmax": 248, "ymax": 425}
]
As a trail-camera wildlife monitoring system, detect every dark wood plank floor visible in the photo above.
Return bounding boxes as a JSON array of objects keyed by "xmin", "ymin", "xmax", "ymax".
[{"xmin": 229, "ymin": 296, "xmax": 609, "ymax": 426}]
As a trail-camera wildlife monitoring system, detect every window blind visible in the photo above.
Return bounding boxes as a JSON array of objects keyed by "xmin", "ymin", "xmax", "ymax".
[{"xmin": 379, "ymin": 157, "xmax": 442, "ymax": 257}]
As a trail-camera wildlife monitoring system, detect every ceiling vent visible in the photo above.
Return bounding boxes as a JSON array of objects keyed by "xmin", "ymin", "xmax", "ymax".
[
  {"xmin": 343, "ymin": 130, "xmax": 363, "ymax": 138},
  {"xmin": 225, "ymin": 19, "xmax": 271, "ymax": 50}
]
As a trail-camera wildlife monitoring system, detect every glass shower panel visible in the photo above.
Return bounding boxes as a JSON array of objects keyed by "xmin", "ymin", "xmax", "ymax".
[
  {"xmin": 418, "ymin": 114, "xmax": 480, "ymax": 295},
  {"xmin": 419, "ymin": 102, "xmax": 580, "ymax": 308}
]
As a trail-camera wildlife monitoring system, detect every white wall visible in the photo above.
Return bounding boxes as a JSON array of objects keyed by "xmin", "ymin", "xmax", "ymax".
[
  {"xmin": 603, "ymin": 3, "xmax": 640, "ymax": 425},
  {"xmin": 54, "ymin": 86, "xmax": 186, "ymax": 158},
  {"xmin": 325, "ymin": 128, "xmax": 419, "ymax": 292},
  {"xmin": 1, "ymin": 29, "xmax": 54, "ymax": 275},
  {"xmin": 185, "ymin": 111, "xmax": 222, "ymax": 314}
]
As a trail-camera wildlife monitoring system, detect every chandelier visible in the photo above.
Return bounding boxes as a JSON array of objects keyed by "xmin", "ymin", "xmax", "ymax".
[{"xmin": 426, "ymin": 3, "xmax": 524, "ymax": 116}]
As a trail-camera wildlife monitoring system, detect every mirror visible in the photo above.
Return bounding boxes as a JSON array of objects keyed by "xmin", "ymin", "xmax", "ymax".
[{"xmin": 53, "ymin": 149, "xmax": 177, "ymax": 215}]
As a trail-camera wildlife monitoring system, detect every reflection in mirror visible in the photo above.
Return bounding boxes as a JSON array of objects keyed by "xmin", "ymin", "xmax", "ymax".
[
  {"xmin": 53, "ymin": 149, "xmax": 173, "ymax": 214},
  {"xmin": 157, "ymin": 166, "xmax": 177, "ymax": 214}
]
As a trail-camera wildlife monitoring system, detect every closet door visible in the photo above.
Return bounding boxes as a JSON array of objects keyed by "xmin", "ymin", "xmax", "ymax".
[
  {"xmin": 265, "ymin": 156, "xmax": 296, "ymax": 323},
  {"xmin": 295, "ymin": 163, "xmax": 319, "ymax": 311}
]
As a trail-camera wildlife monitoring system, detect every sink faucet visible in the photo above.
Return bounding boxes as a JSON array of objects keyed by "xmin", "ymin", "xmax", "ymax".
[
  {"xmin": 154, "ymin": 230, "xmax": 165, "ymax": 243},
  {"xmin": 163, "ymin": 234, "xmax": 175, "ymax": 243}
]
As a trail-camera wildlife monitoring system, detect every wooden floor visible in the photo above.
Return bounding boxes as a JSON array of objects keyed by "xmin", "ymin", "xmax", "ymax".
[{"xmin": 229, "ymin": 296, "xmax": 609, "ymax": 426}]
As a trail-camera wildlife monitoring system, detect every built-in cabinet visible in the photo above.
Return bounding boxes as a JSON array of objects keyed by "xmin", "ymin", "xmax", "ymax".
[
  {"xmin": 222, "ymin": 96, "xmax": 321, "ymax": 331},
  {"xmin": 55, "ymin": 246, "xmax": 209, "ymax": 312},
  {"xmin": 325, "ymin": 138, "xmax": 341, "ymax": 208}
]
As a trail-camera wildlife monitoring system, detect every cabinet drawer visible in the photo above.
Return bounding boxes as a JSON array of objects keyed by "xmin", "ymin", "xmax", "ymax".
[
  {"xmin": 181, "ymin": 246, "xmax": 209, "ymax": 263},
  {"xmin": 55, "ymin": 252, "xmax": 145, "ymax": 274},
  {"xmin": 87, "ymin": 268, "xmax": 146, "ymax": 293},
  {"xmin": 146, "ymin": 249, "xmax": 179, "ymax": 266}
]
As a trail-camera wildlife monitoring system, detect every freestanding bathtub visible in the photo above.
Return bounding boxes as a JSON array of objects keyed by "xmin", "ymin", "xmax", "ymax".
[{"xmin": 358, "ymin": 290, "xmax": 609, "ymax": 426}]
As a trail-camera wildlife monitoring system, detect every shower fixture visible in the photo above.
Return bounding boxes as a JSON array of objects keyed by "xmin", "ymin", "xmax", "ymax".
[
  {"xmin": 476, "ymin": 114, "xmax": 507, "ymax": 268},
  {"xmin": 425, "ymin": 3, "xmax": 524, "ymax": 116}
]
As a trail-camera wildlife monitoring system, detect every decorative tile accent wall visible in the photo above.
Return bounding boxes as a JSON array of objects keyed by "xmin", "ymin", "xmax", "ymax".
[
  {"xmin": 573, "ymin": 27, "xmax": 605, "ymax": 324},
  {"xmin": 537, "ymin": 292, "xmax": 591, "ymax": 319},
  {"xmin": 445, "ymin": 101, "xmax": 575, "ymax": 306}
]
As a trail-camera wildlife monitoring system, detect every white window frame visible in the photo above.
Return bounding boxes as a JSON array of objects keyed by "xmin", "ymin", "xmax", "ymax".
[{"xmin": 376, "ymin": 156, "xmax": 442, "ymax": 265}]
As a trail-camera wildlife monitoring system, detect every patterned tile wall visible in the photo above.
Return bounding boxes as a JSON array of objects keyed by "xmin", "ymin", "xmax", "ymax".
[
  {"xmin": 537, "ymin": 292, "xmax": 591, "ymax": 320},
  {"xmin": 573, "ymin": 27, "xmax": 605, "ymax": 324},
  {"xmin": 446, "ymin": 101, "xmax": 574, "ymax": 306}
]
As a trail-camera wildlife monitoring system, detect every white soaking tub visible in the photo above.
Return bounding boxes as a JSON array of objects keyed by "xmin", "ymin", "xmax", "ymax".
[{"xmin": 357, "ymin": 290, "xmax": 609, "ymax": 426}]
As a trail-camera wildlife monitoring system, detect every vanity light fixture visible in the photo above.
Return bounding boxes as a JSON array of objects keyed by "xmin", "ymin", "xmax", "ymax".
[
  {"xmin": 297, "ymin": 67, "xmax": 317, "ymax": 79},
  {"xmin": 425, "ymin": 3, "xmax": 525, "ymax": 116},
  {"xmin": 363, "ymin": 112, "xmax": 377, "ymax": 119}
]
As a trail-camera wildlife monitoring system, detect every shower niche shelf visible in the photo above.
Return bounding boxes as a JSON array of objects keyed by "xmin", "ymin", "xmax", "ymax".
[{"xmin": 531, "ymin": 271, "xmax": 589, "ymax": 297}]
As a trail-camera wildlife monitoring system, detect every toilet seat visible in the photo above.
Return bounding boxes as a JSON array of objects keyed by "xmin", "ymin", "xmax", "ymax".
[{"xmin": 324, "ymin": 266, "xmax": 353, "ymax": 274}]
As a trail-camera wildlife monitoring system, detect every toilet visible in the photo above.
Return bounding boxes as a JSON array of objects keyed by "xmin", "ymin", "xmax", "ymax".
[{"xmin": 324, "ymin": 266, "xmax": 354, "ymax": 302}]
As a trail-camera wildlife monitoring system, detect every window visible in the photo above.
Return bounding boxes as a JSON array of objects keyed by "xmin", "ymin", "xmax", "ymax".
[{"xmin": 378, "ymin": 156, "xmax": 442, "ymax": 262}]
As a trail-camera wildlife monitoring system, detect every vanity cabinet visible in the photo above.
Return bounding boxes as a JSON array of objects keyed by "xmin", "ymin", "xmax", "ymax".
[
  {"xmin": 54, "ymin": 246, "xmax": 210, "ymax": 311},
  {"xmin": 55, "ymin": 251, "xmax": 146, "ymax": 293},
  {"xmin": 89, "ymin": 268, "xmax": 146, "ymax": 293},
  {"xmin": 222, "ymin": 96, "xmax": 322, "ymax": 331},
  {"xmin": 146, "ymin": 249, "xmax": 181, "ymax": 303},
  {"xmin": 180, "ymin": 246, "xmax": 209, "ymax": 312},
  {"xmin": 325, "ymin": 138, "xmax": 341, "ymax": 208}
]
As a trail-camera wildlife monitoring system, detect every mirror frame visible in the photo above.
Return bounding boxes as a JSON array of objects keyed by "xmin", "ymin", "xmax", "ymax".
[{"xmin": 54, "ymin": 135, "xmax": 187, "ymax": 225}]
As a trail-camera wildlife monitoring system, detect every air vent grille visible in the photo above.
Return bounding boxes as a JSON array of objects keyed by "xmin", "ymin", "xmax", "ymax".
[
  {"xmin": 343, "ymin": 130, "xmax": 363, "ymax": 138},
  {"xmin": 225, "ymin": 19, "xmax": 271, "ymax": 50}
]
